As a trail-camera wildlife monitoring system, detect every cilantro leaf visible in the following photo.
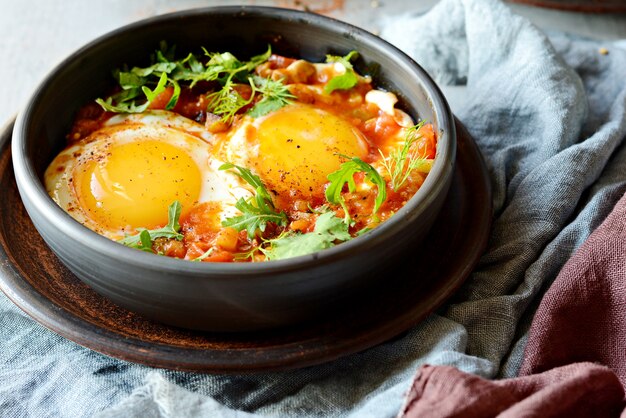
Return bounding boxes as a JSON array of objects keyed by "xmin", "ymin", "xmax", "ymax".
[
  {"xmin": 118, "ymin": 201, "xmax": 184, "ymax": 250},
  {"xmin": 247, "ymin": 76, "xmax": 295, "ymax": 118},
  {"xmin": 203, "ymin": 49, "xmax": 274, "ymax": 123},
  {"xmin": 325, "ymin": 156, "xmax": 387, "ymax": 224},
  {"xmin": 219, "ymin": 163, "xmax": 288, "ymax": 238},
  {"xmin": 247, "ymin": 99, "xmax": 285, "ymax": 118},
  {"xmin": 324, "ymin": 50, "xmax": 359, "ymax": 94},
  {"xmin": 261, "ymin": 212, "xmax": 351, "ymax": 260}
]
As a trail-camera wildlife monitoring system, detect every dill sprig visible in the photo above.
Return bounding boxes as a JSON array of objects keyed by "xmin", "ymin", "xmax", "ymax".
[
  {"xmin": 206, "ymin": 78, "xmax": 255, "ymax": 123},
  {"xmin": 379, "ymin": 121, "xmax": 428, "ymax": 192}
]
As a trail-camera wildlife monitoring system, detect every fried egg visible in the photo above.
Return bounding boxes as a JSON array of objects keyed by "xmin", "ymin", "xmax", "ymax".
[
  {"xmin": 45, "ymin": 111, "xmax": 252, "ymax": 240},
  {"xmin": 217, "ymin": 103, "xmax": 370, "ymax": 208},
  {"xmin": 46, "ymin": 91, "xmax": 413, "ymax": 244}
]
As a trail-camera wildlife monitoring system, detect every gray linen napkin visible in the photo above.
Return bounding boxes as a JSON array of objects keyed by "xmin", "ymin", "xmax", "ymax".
[{"xmin": 1, "ymin": 0, "xmax": 625, "ymax": 416}]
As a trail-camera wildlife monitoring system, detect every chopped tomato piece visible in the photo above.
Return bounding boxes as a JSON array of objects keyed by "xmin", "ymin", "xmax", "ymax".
[{"xmin": 148, "ymin": 86, "xmax": 175, "ymax": 110}]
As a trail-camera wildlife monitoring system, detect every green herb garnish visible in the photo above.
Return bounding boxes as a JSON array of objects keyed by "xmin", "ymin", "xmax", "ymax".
[
  {"xmin": 118, "ymin": 201, "xmax": 184, "ymax": 251},
  {"xmin": 96, "ymin": 43, "xmax": 277, "ymax": 118},
  {"xmin": 165, "ymin": 78, "xmax": 181, "ymax": 110},
  {"xmin": 260, "ymin": 212, "xmax": 351, "ymax": 261},
  {"xmin": 219, "ymin": 163, "xmax": 288, "ymax": 239},
  {"xmin": 141, "ymin": 72, "xmax": 168, "ymax": 103},
  {"xmin": 206, "ymin": 78, "xmax": 255, "ymax": 123},
  {"xmin": 379, "ymin": 121, "xmax": 428, "ymax": 192},
  {"xmin": 192, "ymin": 247, "xmax": 214, "ymax": 262},
  {"xmin": 324, "ymin": 50, "xmax": 359, "ymax": 94},
  {"xmin": 247, "ymin": 76, "xmax": 295, "ymax": 118},
  {"xmin": 325, "ymin": 156, "xmax": 387, "ymax": 224},
  {"xmin": 95, "ymin": 95, "xmax": 149, "ymax": 114}
]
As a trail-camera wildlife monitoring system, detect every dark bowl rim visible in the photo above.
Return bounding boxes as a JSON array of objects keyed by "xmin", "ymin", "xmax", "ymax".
[{"xmin": 12, "ymin": 5, "xmax": 455, "ymax": 277}]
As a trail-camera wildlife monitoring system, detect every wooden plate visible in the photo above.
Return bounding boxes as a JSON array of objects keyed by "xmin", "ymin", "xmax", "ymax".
[{"xmin": 0, "ymin": 118, "xmax": 491, "ymax": 373}]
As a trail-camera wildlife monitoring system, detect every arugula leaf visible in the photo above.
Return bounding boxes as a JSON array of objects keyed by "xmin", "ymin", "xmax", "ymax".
[
  {"xmin": 95, "ymin": 97, "xmax": 149, "ymax": 113},
  {"xmin": 219, "ymin": 163, "xmax": 288, "ymax": 238},
  {"xmin": 247, "ymin": 76, "xmax": 295, "ymax": 118},
  {"xmin": 135, "ymin": 230, "xmax": 154, "ymax": 252},
  {"xmin": 130, "ymin": 62, "xmax": 177, "ymax": 79},
  {"xmin": 325, "ymin": 156, "xmax": 387, "ymax": 224},
  {"xmin": 324, "ymin": 50, "xmax": 359, "ymax": 94},
  {"xmin": 118, "ymin": 201, "xmax": 184, "ymax": 250},
  {"xmin": 166, "ymin": 78, "xmax": 181, "ymax": 110},
  {"xmin": 261, "ymin": 212, "xmax": 351, "ymax": 261},
  {"xmin": 222, "ymin": 198, "xmax": 288, "ymax": 239},
  {"xmin": 379, "ymin": 121, "xmax": 428, "ymax": 192},
  {"xmin": 97, "ymin": 44, "xmax": 273, "ymax": 115},
  {"xmin": 97, "ymin": 72, "xmax": 173, "ymax": 113},
  {"xmin": 141, "ymin": 72, "xmax": 168, "ymax": 102},
  {"xmin": 219, "ymin": 162, "xmax": 272, "ymax": 201},
  {"xmin": 115, "ymin": 62, "xmax": 176, "ymax": 90},
  {"xmin": 202, "ymin": 46, "xmax": 271, "ymax": 84}
]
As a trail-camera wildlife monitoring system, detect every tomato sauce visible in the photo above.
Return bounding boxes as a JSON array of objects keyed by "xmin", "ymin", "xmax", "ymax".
[{"xmin": 67, "ymin": 53, "xmax": 438, "ymax": 262}]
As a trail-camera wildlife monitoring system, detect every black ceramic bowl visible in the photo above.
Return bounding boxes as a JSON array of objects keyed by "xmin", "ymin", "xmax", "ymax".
[{"xmin": 12, "ymin": 6, "xmax": 455, "ymax": 332}]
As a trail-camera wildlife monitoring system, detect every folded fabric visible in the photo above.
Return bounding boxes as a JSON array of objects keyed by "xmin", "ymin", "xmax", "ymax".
[
  {"xmin": 399, "ymin": 363, "xmax": 625, "ymax": 418},
  {"xmin": 392, "ymin": 0, "xmax": 626, "ymax": 414},
  {"xmin": 399, "ymin": 193, "xmax": 626, "ymax": 417},
  {"xmin": 520, "ymin": 191, "xmax": 626, "ymax": 385}
]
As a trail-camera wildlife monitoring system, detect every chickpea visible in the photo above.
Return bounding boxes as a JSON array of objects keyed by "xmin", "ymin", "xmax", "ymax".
[
  {"xmin": 153, "ymin": 238, "xmax": 186, "ymax": 258},
  {"xmin": 216, "ymin": 227, "xmax": 239, "ymax": 252},
  {"xmin": 290, "ymin": 219, "xmax": 310, "ymax": 232},
  {"xmin": 284, "ymin": 60, "xmax": 316, "ymax": 84},
  {"xmin": 255, "ymin": 62, "xmax": 273, "ymax": 78},
  {"xmin": 293, "ymin": 200, "xmax": 309, "ymax": 212}
]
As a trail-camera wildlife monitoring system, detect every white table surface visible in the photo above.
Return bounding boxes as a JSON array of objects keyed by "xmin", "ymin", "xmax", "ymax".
[{"xmin": 2, "ymin": 0, "xmax": 626, "ymax": 128}]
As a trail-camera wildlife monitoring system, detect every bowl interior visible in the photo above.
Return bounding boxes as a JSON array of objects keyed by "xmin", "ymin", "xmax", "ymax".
[{"xmin": 15, "ymin": 6, "xmax": 454, "ymax": 273}]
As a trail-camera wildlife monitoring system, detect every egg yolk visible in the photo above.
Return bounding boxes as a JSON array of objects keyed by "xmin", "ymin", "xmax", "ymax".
[
  {"xmin": 75, "ymin": 140, "xmax": 201, "ymax": 231},
  {"xmin": 255, "ymin": 104, "xmax": 368, "ymax": 200}
]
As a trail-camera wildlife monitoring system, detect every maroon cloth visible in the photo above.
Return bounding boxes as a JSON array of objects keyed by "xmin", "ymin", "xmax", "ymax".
[
  {"xmin": 399, "ymin": 363, "xmax": 624, "ymax": 418},
  {"xmin": 400, "ymin": 192, "xmax": 626, "ymax": 417},
  {"xmin": 520, "ymin": 192, "xmax": 626, "ymax": 383}
]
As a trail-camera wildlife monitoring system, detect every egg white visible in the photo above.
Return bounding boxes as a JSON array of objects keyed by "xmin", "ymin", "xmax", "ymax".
[{"xmin": 45, "ymin": 110, "xmax": 253, "ymax": 240}]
